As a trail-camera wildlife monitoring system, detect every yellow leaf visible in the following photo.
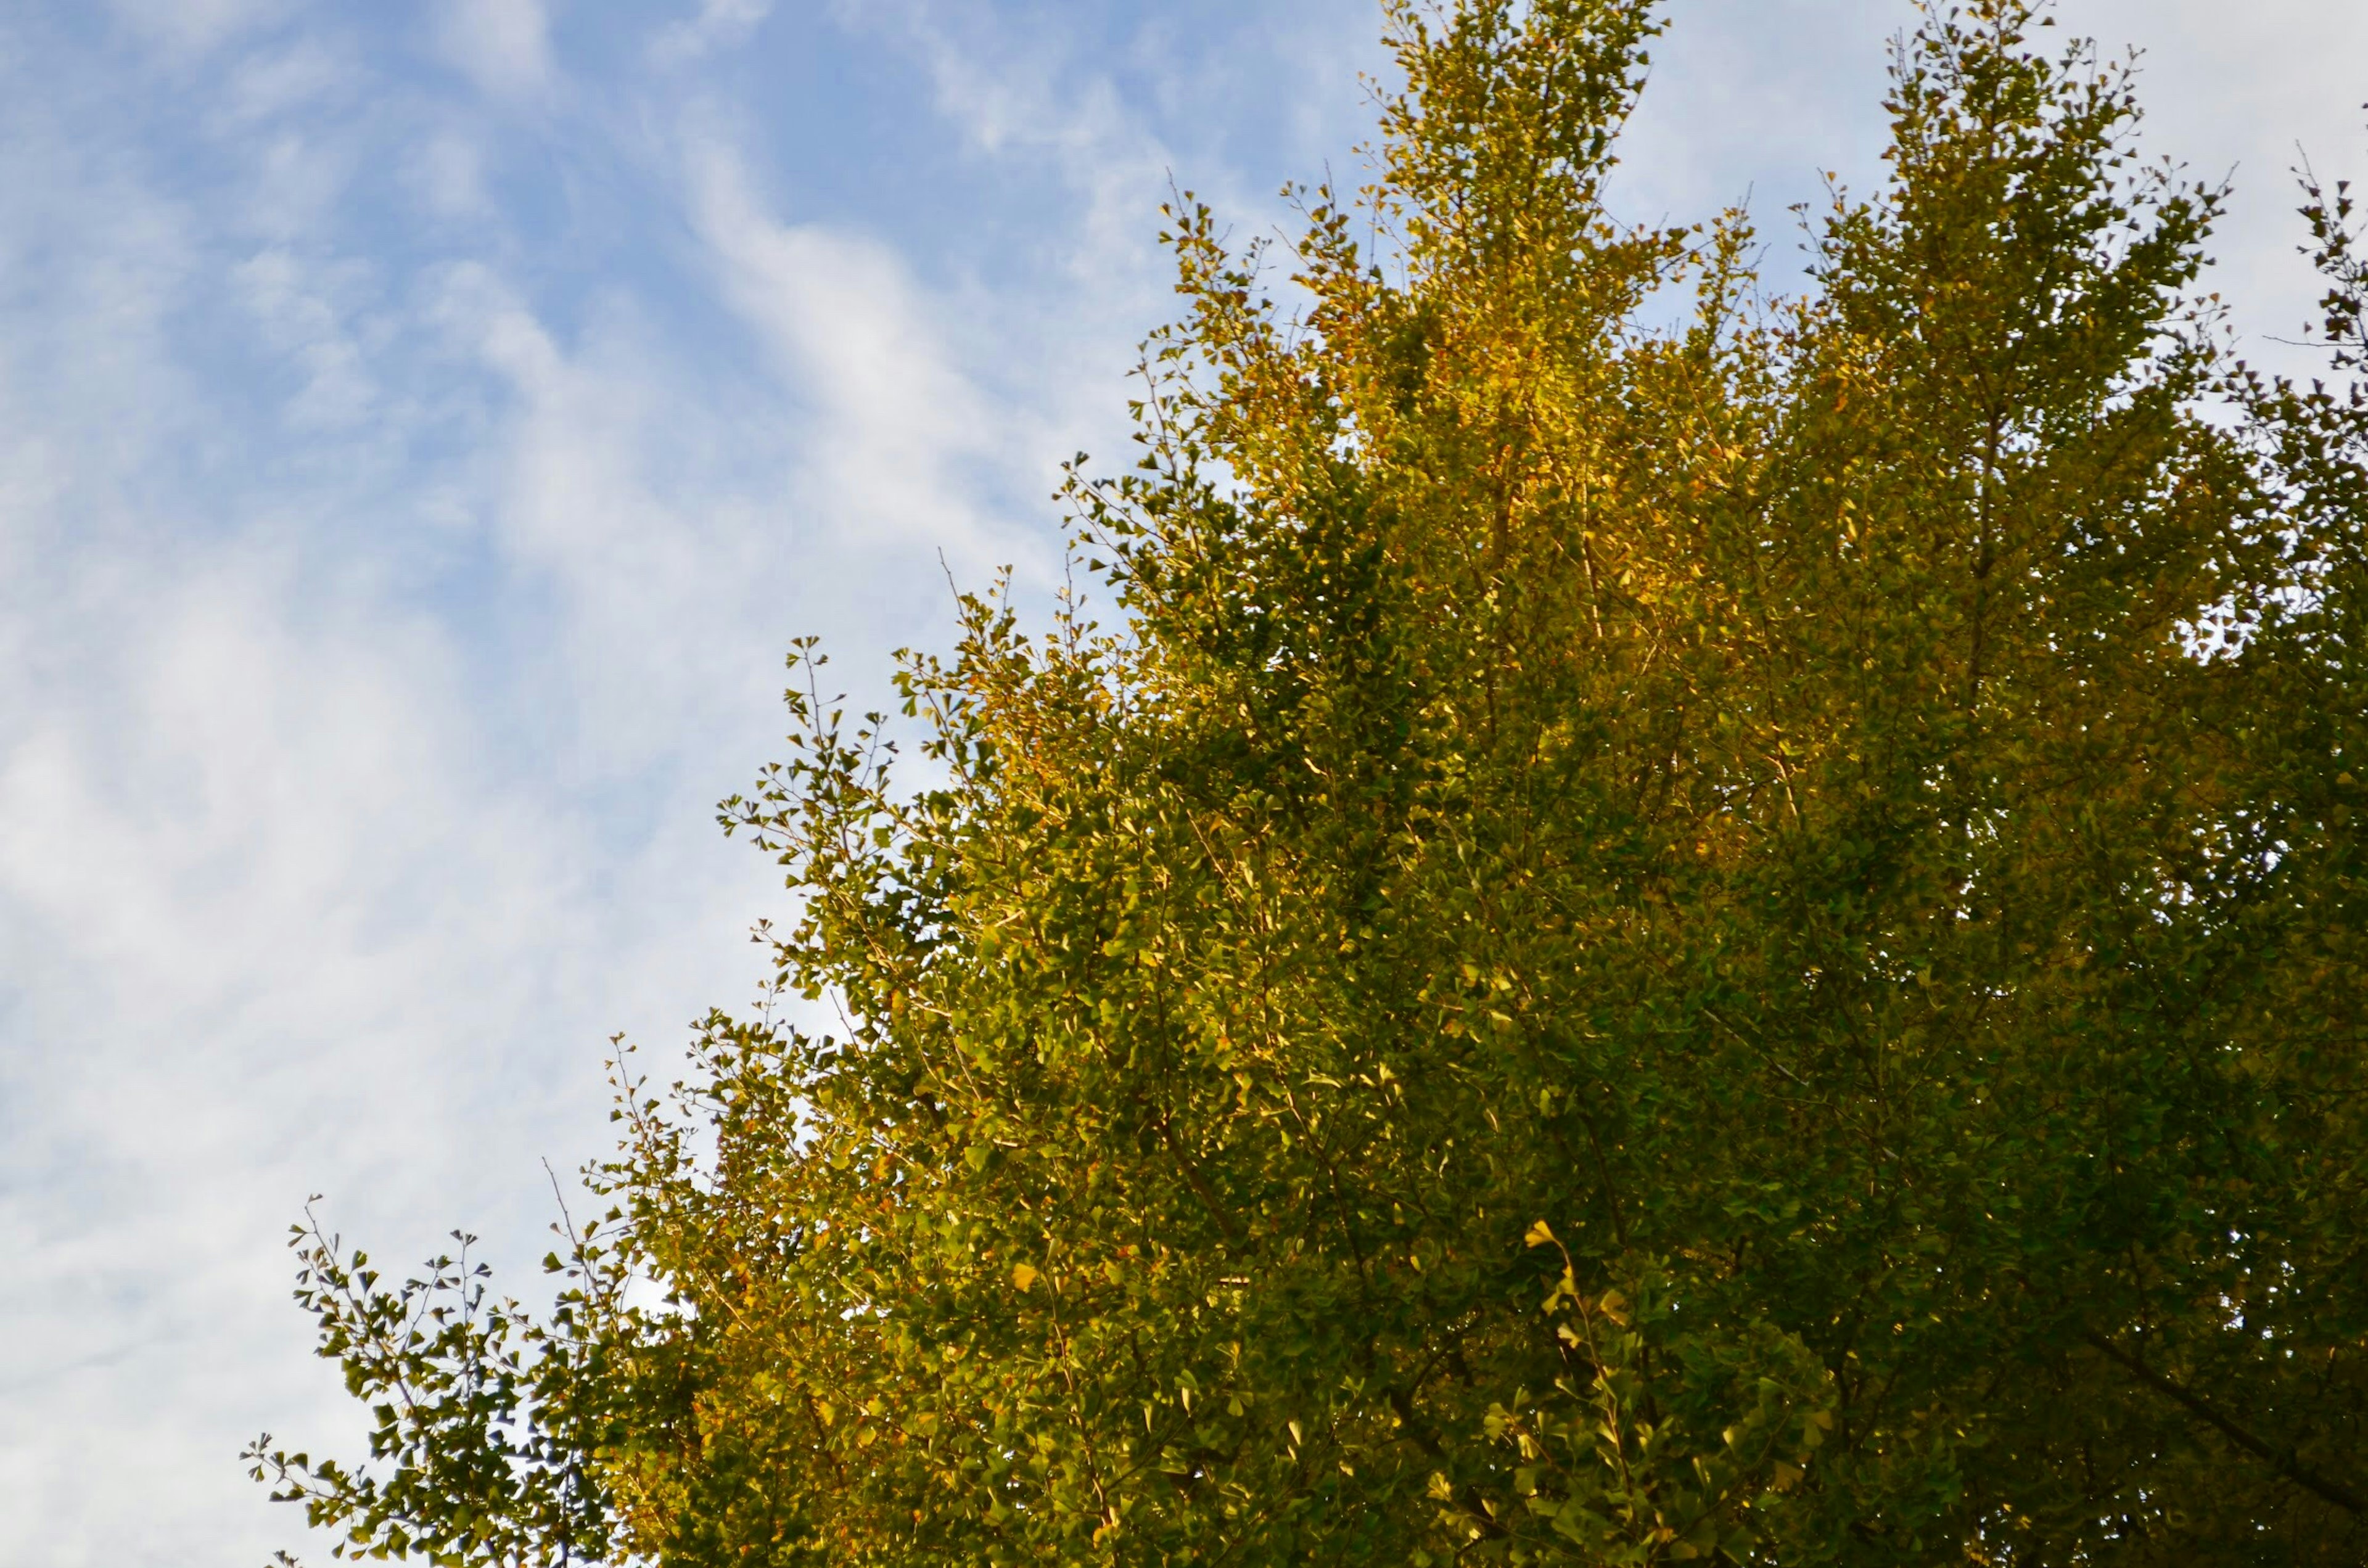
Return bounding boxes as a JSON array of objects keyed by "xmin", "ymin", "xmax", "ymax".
[
  {"xmin": 1011, "ymin": 1263, "xmax": 1039, "ymax": 1292},
  {"xmin": 1524, "ymin": 1220, "xmax": 1556, "ymax": 1248}
]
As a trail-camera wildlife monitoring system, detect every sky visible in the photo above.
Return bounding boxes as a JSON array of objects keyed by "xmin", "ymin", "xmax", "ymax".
[{"xmin": 0, "ymin": 1, "xmax": 2361, "ymax": 1562}]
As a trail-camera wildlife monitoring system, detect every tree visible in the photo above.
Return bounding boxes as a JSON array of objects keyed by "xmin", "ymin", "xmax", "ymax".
[{"xmin": 250, "ymin": 1, "xmax": 2368, "ymax": 1562}]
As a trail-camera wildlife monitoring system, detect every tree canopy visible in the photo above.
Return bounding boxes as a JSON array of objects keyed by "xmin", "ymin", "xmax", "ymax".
[{"xmin": 250, "ymin": 1, "xmax": 2368, "ymax": 1562}]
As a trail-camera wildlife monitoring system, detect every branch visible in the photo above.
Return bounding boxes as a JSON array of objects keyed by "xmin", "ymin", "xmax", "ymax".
[{"xmin": 2084, "ymin": 1332, "xmax": 2364, "ymax": 1515}]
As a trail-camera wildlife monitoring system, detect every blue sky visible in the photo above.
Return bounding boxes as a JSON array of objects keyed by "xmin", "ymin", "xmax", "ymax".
[{"xmin": 0, "ymin": 1, "xmax": 2361, "ymax": 1562}]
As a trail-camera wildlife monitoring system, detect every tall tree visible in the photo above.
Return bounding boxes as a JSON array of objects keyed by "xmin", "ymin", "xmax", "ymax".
[{"xmin": 252, "ymin": 2, "xmax": 2368, "ymax": 1562}]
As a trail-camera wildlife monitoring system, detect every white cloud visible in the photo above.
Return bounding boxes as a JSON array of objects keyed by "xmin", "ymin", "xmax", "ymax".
[
  {"xmin": 811, "ymin": 1, "xmax": 1244, "ymax": 538},
  {"xmin": 0, "ymin": 496, "xmax": 590, "ymax": 1568},
  {"xmin": 414, "ymin": 261, "xmax": 778, "ymax": 757},
  {"xmin": 232, "ymin": 247, "xmax": 382, "ymax": 428},
  {"xmin": 104, "ymin": 0, "xmax": 296, "ymax": 57},
  {"xmin": 407, "ymin": 129, "xmax": 495, "ymax": 220},
  {"xmin": 220, "ymin": 37, "xmax": 352, "ymax": 122},
  {"xmin": 684, "ymin": 137, "xmax": 1012, "ymax": 572},
  {"xmin": 652, "ymin": 0, "xmax": 773, "ymax": 67},
  {"xmin": 848, "ymin": 0, "xmax": 1166, "ymax": 234},
  {"xmin": 438, "ymin": 0, "xmax": 556, "ymax": 100},
  {"xmin": 0, "ymin": 21, "xmax": 789, "ymax": 1568}
]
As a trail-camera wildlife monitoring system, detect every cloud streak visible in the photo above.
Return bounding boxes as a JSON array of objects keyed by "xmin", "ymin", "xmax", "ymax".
[
  {"xmin": 438, "ymin": 0, "xmax": 556, "ymax": 99},
  {"xmin": 685, "ymin": 138, "xmax": 1014, "ymax": 573},
  {"xmin": 652, "ymin": 0, "xmax": 774, "ymax": 67}
]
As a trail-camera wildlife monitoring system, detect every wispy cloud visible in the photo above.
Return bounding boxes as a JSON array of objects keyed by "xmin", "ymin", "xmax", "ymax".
[
  {"xmin": 685, "ymin": 136, "xmax": 1012, "ymax": 572},
  {"xmin": 652, "ymin": 0, "xmax": 773, "ymax": 67},
  {"xmin": 232, "ymin": 248, "xmax": 383, "ymax": 429},
  {"xmin": 102, "ymin": 0, "xmax": 295, "ymax": 57},
  {"xmin": 405, "ymin": 129, "xmax": 496, "ymax": 220},
  {"xmin": 218, "ymin": 37, "xmax": 352, "ymax": 123},
  {"xmin": 0, "ymin": 12, "xmax": 799, "ymax": 1564},
  {"xmin": 437, "ymin": 0, "xmax": 556, "ymax": 99}
]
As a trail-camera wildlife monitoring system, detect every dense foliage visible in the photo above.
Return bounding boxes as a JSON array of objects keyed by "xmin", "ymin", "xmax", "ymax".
[{"xmin": 250, "ymin": 1, "xmax": 2368, "ymax": 1562}]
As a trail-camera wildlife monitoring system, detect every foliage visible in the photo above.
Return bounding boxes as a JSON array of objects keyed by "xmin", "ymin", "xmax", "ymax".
[
  {"xmin": 246, "ymin": 1207, "xmax": 615, "ymax": 1566},
  {"xmin": 253, "ymin": 1, "xmax": 2368, "ymax": 1562}
]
